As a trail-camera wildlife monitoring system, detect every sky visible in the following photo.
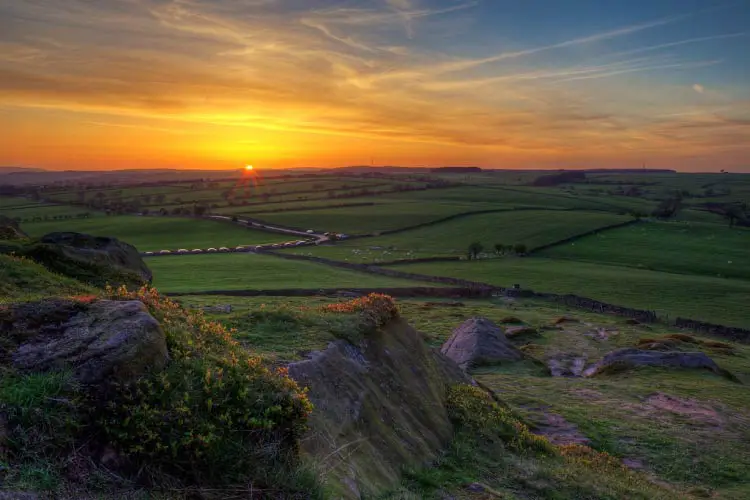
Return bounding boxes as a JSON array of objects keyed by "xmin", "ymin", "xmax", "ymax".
[{"xmin": 0, "ymin": 0, "xmax": 749, "ymax": 172}]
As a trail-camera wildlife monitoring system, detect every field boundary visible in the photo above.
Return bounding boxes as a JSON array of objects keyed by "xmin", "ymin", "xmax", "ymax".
[
  {"xmin": 259, "ymin": 251, "xmax": 750, "ymax": 341},
  {"xmin": 526, "ymin": 218, "xmax": 641, "ymax": 254},
  {"xmin": 167, "ymin": 286, "xmax": 493, "ymax": 298}
]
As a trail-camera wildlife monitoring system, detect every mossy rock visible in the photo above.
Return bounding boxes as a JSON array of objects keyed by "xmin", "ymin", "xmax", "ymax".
[{"xmin": 11, "ymin": 232, "xmax": 152, "ymax": 289}]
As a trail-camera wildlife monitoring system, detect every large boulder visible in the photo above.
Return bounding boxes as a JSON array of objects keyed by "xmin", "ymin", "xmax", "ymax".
[
  {"xmin": 441, "ymin": 317, "xmax": 523, "ymax": 370},
  {"xmin": 21, "ymin": 232, "xmax": 152, "ymax": 288},
  {"xmin": 288, "ymin": 317, "xmax": 467, "ymax": 499},
  {"xmin": 2, "ymin": 299, "xmax": 168, "ymax": 384},
  {"xmin": 583, "ymin": 348, "xmax": 738, "ymax": 381}
]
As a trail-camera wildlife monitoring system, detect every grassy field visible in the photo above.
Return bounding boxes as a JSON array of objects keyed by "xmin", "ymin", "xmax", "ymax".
[
  {"xmin": 147, "ymin": 252, "xmax": 440, "ymax": 293},
  {"xmin": 392, "ymin": 258, "xmax": 750, "ymax": 328},
  {"xmin": 2, "ymin": 203, "xmax": 100, "ymax": 220},
  {"xmin": 284, "ymin": 210, "xmax": 632, "ymax": 262},
  {"xmin": 179, "ymin": 295, "xmax": 750, "ymax": 497},
  {"xmin": 22, "ymin": 216, "xmax": 289, "ymax": 251},
  {"xmin": 541, "ymin": 221, "xmax": 750, "ymax": 280},
  {"xmin": 249, "ymin": 201, "xmax": 493, "ymax": 234}
]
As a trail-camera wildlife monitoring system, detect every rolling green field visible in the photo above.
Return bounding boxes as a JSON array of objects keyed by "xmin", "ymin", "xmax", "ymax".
[
  {"xmin": 284, "ymin": 210, "xmax": 631, "ymax": 262},
  {"xmin": 250, "ymin": 201, "xmax": 493, "ymax": 233},
  {"xmin": 392, "ymin": 258, "xmax": 750, "ymax": 328},
  {"xmin": 1, "ymin": 200, "xmax": 100, "ymax": 220},
  {"xmin": 540, "ymin": 221, "xmax": 750, "ymax": 280},
  {"xmin": 147, "ymin": 253, "xmax": 441, "ymax": 292},
  {"xmin": 22, "ymin": 216, "xmax": 288, "ymax": 251}
]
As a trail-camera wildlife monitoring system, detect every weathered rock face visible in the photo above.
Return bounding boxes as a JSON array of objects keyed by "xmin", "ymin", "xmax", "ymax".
[
  {"xmin": 583, "ymin": 348, "xmax": 738, "ymax": 381},
  {"xmin": 22, "ymin": 232, "xmax": 152, "ymax": 288},
  {"xmin": 2, "ymin": 300, "xmax": 168, "ymax": 384},
  {"xmin": 288, "ymin": 317, "xmax": 467, "ymax": 499},
  {"xmin": 441, "ymin": 317, "xmax": 523, "ymax": 370}
]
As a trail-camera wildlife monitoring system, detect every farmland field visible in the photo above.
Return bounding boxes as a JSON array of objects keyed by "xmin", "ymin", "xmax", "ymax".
[
  {"xmin": 22, "ymin": 216, "xmax": 288, "ymax": 251},
  {"xmin": 146, "ymin": 253, "xmax": 442, "ymax": 292},
  {"xmin": 540, "ymin": 221, "xmax": 750, "ymax": 280},
  {"xmin": 391, "ymin": 257, "xmax": 750, "ymax": 328},
  {"xmin": 283, "ymin": 210, "xmax": 631, "ymax": 262},
  {"xmin": 1, "ymin": 203, "xmax": 100, "ymax": 220},
  {"xmin": 249, "ymin": 201, "xmax": 493, "ymax": 234}
]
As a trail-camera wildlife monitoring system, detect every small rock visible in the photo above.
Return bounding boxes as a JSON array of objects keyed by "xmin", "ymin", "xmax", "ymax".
[
  {"xmin": 505, "ymin": 326, "xmax": 538, "ymax": 338},
  {"xmin": 465, "ymin": 482, "xmax": 486, "ymax": 493},
  {"xmin": 584, "ymin": 348, "xmax": 738, "ymax": 381},
  {"xmin": 554, "ymin": 316, "xmax": 579, "ymax": 325},
  {"xmin": 441, "ymin": 317, "xmax": 523, "ymax": 370}
]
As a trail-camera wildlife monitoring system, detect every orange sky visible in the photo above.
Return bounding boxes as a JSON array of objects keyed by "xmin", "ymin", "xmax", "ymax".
[{"xmin": 1, "ymin": 0, "xmax": 749, "ymax": 172}]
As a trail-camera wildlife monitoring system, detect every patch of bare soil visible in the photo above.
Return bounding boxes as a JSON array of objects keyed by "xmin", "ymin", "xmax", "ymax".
[
  {"xmin": 584, "ymin": 328, "xmax": 619, "ymax": 341},
  {"xmin": 520, "ymin": 405, "xmax": 590, "ymax": 446},
  {"xmin": 643, "ymin": 392, "xmax": 725, "ymax": 427}
]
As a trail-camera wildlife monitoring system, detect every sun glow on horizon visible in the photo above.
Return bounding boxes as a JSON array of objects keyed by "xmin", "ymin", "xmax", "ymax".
[{"xmin": 245, "ymin": 165, "xmax": 254, "ymax": 171}]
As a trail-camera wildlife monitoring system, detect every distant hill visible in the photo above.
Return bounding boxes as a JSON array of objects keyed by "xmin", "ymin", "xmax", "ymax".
[
  {"xmin": 0, "ymin": 166, "xmax": 46, "ymax": 173},
  {"xmin": 583, "ymin": 168, "xmax": 676, "ymax": 174},
  {"xmin": 431, "ymin": 166, "xmax": 483, "ymax": 173}
]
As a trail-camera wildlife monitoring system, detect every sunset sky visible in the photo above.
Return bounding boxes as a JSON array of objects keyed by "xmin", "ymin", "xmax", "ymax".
[{"xmin": 1, "ymin": 0, "xmax": 749, "ymax": 171}]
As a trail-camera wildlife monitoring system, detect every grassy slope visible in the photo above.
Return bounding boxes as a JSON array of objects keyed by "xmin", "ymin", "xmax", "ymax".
[
  {"xmin": 0, "ymin": 254, "xmax": 94, "ymax": 302},
  {"xmin": 147, "ymin": 253, "xmax": 440, "ymax": 293},
  {"xmin": 22, "ymin": 216, "xmax": 289, "ymax": 251},
  {"xmin": 188, "ymin": 295, "xmax": 750, "ymax": 498},
  {"xmin": 540, "ymin": 221, "xmax": 750, "ymax": 280},
  {"xmin": 390, "ymin": 298, "xmax": 750, "ymax": 498},
  {"xmin": 285, "ymin": 210, "xmax": 631, "ymax": 262},
  {"xmin": 392, "ymin": 258, "xmax": 750, "ymax": 328}
]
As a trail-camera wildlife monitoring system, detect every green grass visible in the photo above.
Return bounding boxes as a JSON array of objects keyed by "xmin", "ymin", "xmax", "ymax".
[
  {"xmin": 147, "ymin": 253, "xmax": 439, "ymax": 293},
  {"xmin": 250, "ymin": 201, "xmax": 494, "ymax": 234},
  {"xmin": 540, "ymin": 221, "xmax": 750, "ymax": 280},
  {"xmin": 392, "ymin": 258, "xmax": 750, "ymax": 328},
  {"xmin": 22, "ymin": 216, "xmax": 289, "ymax": 251},
  {"xmin": 2, "ymin": 204, "xmax": 100, "ymax": 220},
  {"xmin": 0, "ymin": 254, "xmax": 94, "ymax": 302},
  {"xmin": 285, "ymin": 210, "xmax": 631, "ymax": 262},
  {"xmin": 0, "ymin": 195, "xmax": 40, "ymax": 208}
]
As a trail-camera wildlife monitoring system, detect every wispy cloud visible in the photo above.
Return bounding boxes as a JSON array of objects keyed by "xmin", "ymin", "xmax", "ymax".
[{"xmin": 0, "ymin": 0, "xmax": 747, "ymax": 170}]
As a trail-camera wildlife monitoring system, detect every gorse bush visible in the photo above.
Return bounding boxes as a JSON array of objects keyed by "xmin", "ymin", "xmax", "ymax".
[
  {"xmin": 321, "ymin": 293, "xmax": 399, "ymax": 333},
  {"xmin": 93, "ymin": 286, "xmax": 313, "ymax": 486},
  {"xmin": 446, "ymin": 384, "xmax": 553, "ymax": 454}
]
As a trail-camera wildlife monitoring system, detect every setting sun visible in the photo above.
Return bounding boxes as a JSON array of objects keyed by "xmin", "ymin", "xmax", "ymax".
[{"xmin": 245, "ymin": 165, "xmax": 254, "ymax": 171}]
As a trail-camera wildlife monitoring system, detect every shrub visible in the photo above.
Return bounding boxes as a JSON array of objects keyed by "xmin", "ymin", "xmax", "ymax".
[
  {"xmin": 321, "ymin": 293, "xmax": 399, "ymax": 334},
  {"xmin": 95, "ymin": 285, "xmax": 313, "ymax": 487},
  {"xmin": 446, "ymin": 384, "xmax": 553, "ymax": 454}
]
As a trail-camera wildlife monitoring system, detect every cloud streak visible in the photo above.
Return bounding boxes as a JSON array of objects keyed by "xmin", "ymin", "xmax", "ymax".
[{"xmin": 0, "ymin": 0, "xmax": 748, "ymax": 170}]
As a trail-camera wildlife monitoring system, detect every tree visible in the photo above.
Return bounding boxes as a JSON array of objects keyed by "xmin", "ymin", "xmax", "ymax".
[
  {"xmin": 514, "ymin": 243, "xmax": 527, "ymax": 255},
  {"xmin": 467, "ymin": 241, "xmax": 484, "ymax": 260},
  {"xmin": 494, "ymin": 243, "xmax": 507, "ymax": 255}
]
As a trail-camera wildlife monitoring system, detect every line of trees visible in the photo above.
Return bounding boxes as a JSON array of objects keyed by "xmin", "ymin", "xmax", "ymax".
[{"xmin": 467, "ymin": 242, "xmax": 527, "ymax": 260}]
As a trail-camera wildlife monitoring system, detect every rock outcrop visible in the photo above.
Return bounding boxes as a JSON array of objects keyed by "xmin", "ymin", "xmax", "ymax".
[
  {"xmin": 2, "ymin": 299, "xmax": 168, "ymax": 384},
  {"xmin": 20, "ymin": 232, "xmax": 152, "ymax": 288},
  {"xmin": 583, "ymin": 348, "xmax": 738, "ymax": 381},
  {"xmin": 288, "ymin": 317, "xmax": 467, "ymax": 499},
  {"xmin": 441, "ymin": 317, "xmax": 523, "ymax": 370}
]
